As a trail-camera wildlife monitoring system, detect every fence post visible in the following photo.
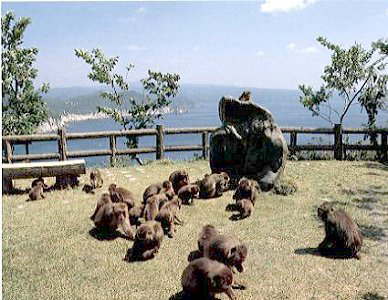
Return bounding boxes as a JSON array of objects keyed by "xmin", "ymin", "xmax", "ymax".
[
  {"xmin": 109, "ymin": 135, "xmax": 117, "ymax": 166},
  {"xmin": 202, "ymin": 131, "xmax": 209, "ymax": 159},
  {"xmin": 382, "ymin": 132, "xmax": 388, "ymax": 162},
  {"xmin": 290, "ymin": 132, "xmax": 297, "ymax": 155},
  {"xmin": 5, "ymin": 140, "xmax": 13, "ymax": 163},
  {"xmin": 57, "ymin": 127, "xmax": 68, "ymax": 160},
  {"xmin": 156, "ymin": 125, "xmax": 164, "ymax": 160},
  {"xmin": 334, "ymin": 124, "xmax": 343, "ymax": 160}
]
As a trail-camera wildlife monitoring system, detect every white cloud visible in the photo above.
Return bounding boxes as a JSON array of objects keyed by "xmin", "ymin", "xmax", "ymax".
[
  {"xmin": 126, "ymin": 45, "xmax": 146, "ymax": 51},
  {"xmin": 385, "ymin": 8, "xmax": 388, "ymax": 16},
  {"xmin": 287, "ymin": 42, "xmax": 296, "ymax": 50},
  {"xmin": 300, "ymin": 46, "xmax": 318, "ymax": 53},
  {"xmin": 261, "ymin": 0, "xmax": 318, "ymax": 13},
  {"xmin": 256, "ymin": 50, "xmax": 265, "ymax": 56},
  {"xmin": 136, "ymin": 7, "xmax": 146, "ymax": 14},
  {"xmin": 286, "ymin": 43, "xmax": 318, "ymax": 54},
  {"xmin": 193, "ymin": 45, "xmax": 200, "ymax": 52}
]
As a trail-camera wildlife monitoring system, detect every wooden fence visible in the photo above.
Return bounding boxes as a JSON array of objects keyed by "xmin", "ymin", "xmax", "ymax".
[{"xmin": 2, "ymin": 125, "xmax": 388, "ymax": 165}]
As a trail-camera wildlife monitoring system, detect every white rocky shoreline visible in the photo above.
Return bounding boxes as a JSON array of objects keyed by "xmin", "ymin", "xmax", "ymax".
[{"xmin": 37, "ymin": 106, "xmax": 188, "ymax": 133}]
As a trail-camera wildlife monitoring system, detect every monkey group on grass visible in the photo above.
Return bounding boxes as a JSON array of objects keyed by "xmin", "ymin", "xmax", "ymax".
[{"xmin": 27, "ymin": 161, "xmax": 364, "ymax": 299}]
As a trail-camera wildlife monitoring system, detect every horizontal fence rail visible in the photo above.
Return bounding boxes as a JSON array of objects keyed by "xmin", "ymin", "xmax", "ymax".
[{"xmin": 2, "ymin": 125, "xmax": 388, "ymax": 165}]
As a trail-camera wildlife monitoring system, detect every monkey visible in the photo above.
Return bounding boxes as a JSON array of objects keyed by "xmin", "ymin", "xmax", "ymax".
[
  {"xmin": 233, "ymin": 177, "xmax": 260, "ymax": 206},
  {"xmin": 239, "ymin": 90, "xmax": 251, "ymax": 102},
  {"xmin": 236, "ymin": 199, "xmax": 254, "ymax": 219},
  {"xmin": 181, "ymin": 257, "xmax": 236, "ymax": 300},
  {"xmin": 28, "ymin": 181, "xmax": 45, "ymax": 201},
  {"xmin": 317, "ymin": 201, "xmax": 363, "ymax": 260},
  {"xmin": 91, "ymin": 201, "xmax": 134, "ymax": 240},
  {"xmin": 155, "ymin": 196, "xmax": 183, "ymax": 238},
  {"xmin": 31, "ymin": 177, "xmax": 49, "ymax": 189},
  {"xmin": 198, "ymin": 172, "xmax": 230, "ymax": 199},
  {"xmin": 143, "ymin": 193, "xmax": 170, "ymax": 221},
  {"xmin": 142, "ymin": 180, "xmax": 175, "ymax": 203},
  {"xmin": 198, "ymin": 224, "xmax": 219, "ymax": 255},
  {"xmin": 108, "ymin": 184, "xmax": 135, "ymax": 210},
  {"xmin": 177, "ymin": 184, "xmax": 199, "ymax": 205},
  {"xmin": 82, "ymin": 184, "xmax": 95, "ymax": 194},
  {"xmin": 90, "ymin": 169, "xmax": 103, "ymax": 189},
  {"xmin": 204, "ymin": 234, "xmax": 248, "ymax": 273},
  {"xmin": 169, "ymin": 170, "xmax": 190, "ymax": 194},
  {"xmin": 128, "ymin": 205, "xmax": 144, "ymax": 227},
  {"xmin": 125, "ymin": 220, "xmax": 164, "ymax": 261},
  {"xmin": 143, "ymin": 196, "xmax": 161, "ymax": 221},
  {"xmin": 90, "ymin": 193, "xmax": 112, "ymax": 221}
]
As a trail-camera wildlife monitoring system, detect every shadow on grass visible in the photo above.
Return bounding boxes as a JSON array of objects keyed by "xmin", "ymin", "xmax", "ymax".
[
  {"xmin": 229, "ymin": 214, "xmax": 243, "ymax": 222},
  {"xmin": 362, "ymin": 292, "xmax": 386, "ymax": 300},
  {"xmin": 225, "ymin": 203, "xmax": 238, "ymax": 212},
  {"xmin": 169, "ymin": 291, "xmax": 222, "ymax": 300},
  {"xmin": 88, "ymin": 227, "xmax": 130, "ymax": 241},
  {"xmin": 359, "ymin": 224, "xmax": 387, "ymax": 241},
  {"xmin": 294, "ymin": 247, "xmax": 359, "ymax": 260},
  {"xmin": 360, "ymin": 162, "xmax": 388, "ymax": 172}
]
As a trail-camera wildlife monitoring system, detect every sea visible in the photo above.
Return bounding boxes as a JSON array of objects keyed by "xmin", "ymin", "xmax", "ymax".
[{"xmin": 12, "ymin": 87, "xmax": 388, "ymax": 167}]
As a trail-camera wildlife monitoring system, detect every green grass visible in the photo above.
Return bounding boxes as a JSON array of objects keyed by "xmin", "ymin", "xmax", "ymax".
[{"xmin": 3, "ymin": 160, "xmax": 388, "ymax": 300}]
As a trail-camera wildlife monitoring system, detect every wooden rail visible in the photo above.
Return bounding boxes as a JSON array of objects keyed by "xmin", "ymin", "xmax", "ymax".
[{"xmin": 2, "ymin": 125, "xmax": 388, "ymax": 164}]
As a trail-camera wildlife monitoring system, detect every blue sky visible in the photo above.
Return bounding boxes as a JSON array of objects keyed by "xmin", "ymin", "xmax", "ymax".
[{"xmin": 2, "ymin": 0, "xmax": 388, "ymax": 89}]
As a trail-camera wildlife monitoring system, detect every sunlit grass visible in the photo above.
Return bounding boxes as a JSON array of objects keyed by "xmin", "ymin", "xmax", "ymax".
[{"xmin": 3, "ymin": 160, "xmax": 388, "ymax": 299}]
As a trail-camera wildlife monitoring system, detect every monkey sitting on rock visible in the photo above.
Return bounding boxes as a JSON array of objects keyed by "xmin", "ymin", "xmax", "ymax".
[{"xmin": 317, "ymin": 201, "xmax": 363, "ymax": 259}]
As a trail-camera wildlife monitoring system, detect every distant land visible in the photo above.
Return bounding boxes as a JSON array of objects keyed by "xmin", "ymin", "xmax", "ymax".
[{"xmin": 42, "ymin": 83, "xmax": 388, "ymax": 129}]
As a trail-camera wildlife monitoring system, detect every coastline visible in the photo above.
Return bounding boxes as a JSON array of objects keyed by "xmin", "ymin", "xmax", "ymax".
[{"xmin": 37, "ymin": 106, "xmax": 188, "ymax": 133}]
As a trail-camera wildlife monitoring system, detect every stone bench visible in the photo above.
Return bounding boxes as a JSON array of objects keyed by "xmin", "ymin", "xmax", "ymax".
[{"xmin": 2, "ymin": 159, "xmax": 86, "ymax": 193}]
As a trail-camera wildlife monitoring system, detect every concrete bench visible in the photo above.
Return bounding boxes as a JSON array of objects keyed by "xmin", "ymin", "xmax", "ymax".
[{"xmin": 2, "ymin": 159, "xmax": 86, "ymax": 193}]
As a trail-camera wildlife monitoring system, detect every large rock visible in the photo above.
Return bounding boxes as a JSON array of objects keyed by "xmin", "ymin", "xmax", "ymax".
[{"xmin": 210, "ymin": 95, "xmax": 288, "ymax": 191}]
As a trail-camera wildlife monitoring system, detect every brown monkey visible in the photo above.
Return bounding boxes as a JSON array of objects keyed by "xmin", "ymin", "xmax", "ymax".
[
  {"xmin": 317, "ymin": 201, "xmax": 363, "ymax": 259},
  {"xmin": 28, "ymin": 182, "xmax": 45, "ymax": 201},
  {"xmin": 181, "ymin": 257, "xmax": 236, "ymax": 300},
  {"xmin": 169, "ymin": 170, "xmax": 190, "ymax": 194},
  {"xmin": 233, "ymin": 177, "xmax": 260, "ymax": 206},
  {"xmin": 31, "ymin": 177, "xmax": 49, "ymax": 190},
  {"xmin": 155, "ymin": 196, "xmax": 183, "ymax": 238},
  {"xmin": 90, "ymin": 193, "xmax": 112, "ymax": 221},
  {"xmin": 177, "ymin": 184, "xmax": 199, "ymax": 205},
  {"xmin": 143, "ymin": 196, "xmax": 161, "ymax": 221},
  {"xmin": 90, "ymin": 169, "xmax": 103, "ymax": 189},
  {"xmin": 128, "ymin": 205, "xmax": 143, "ymax": 227},
  {"xmin": 236, "ymin": 199, "xmax": 254, "ymax": 219},
  {"xmin": 143, "ymin": 193, "xmax": 170, "ymax": 221},
  {"xmin": 126, "ymin": 220, "xmax": 164, "ymax": 261},
  {"xmin": 91, "ymin": 201, "xmax": 134, "ymax": 240},
  {"xmin": 238, "ymin": 90, "xmax": 251, "ymax": 102},
  {"xmin": 108, "ymin": 184, "xmax": 135, "ymax": 210},
  {"xmin": 198, "ymin": 172, "xmax": 230, "ymax": 199},
  {"xmin": 143, "ymin": 180, "xmax": 175, "ymax": 203},
  {"xmin": 204, "ymin": 235, "xmax": 248, "ymax": 273},
  {"xmin": 198, "ymin": 224, "xmax": 219, "ymax": 255}
]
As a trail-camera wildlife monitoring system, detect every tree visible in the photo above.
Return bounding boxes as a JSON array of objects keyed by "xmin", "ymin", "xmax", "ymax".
[
  {"xmin": 299, "ymin": 37, "xmax": 388, "ymax": 128},
  {"xmin": 2, "ymin": 11, "xmax": 49, "ymax": 136},
  {"xmin": 75, "ymin": 48, "xmax": 180, "ymax": 159}
]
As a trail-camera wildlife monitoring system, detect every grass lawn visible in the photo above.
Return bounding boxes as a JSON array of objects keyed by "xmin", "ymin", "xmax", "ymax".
[{"xmin": 2, "ymin": 160, "xmax": 388, "ymax": 300}]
